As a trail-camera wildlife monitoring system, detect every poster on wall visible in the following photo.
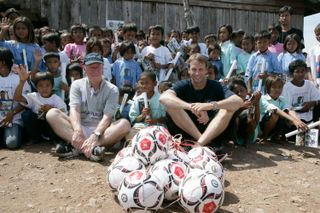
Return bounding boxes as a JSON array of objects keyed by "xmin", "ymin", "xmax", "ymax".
[{"xmin": 106, "ymin": 20, "xmax": 124, "ymax": 31}]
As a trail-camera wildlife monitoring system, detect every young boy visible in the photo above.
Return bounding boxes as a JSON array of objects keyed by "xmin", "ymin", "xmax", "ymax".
[
  {"xmin": 282, "ymin": 60, "xmax": 320, "ymax": 123},
  {"xmin": 182, "ymin": 26, "xmax": 207, "ymax": 56},
  {"xmin": 112, "ymin": 42, "xmax": 142, "ymax": 88},
  {"xmin": 33, "ymin": 52, "xmax": 69, "ymax": 98},
  {"xmin": 141, "ymin": 25, "xmax": 173, "ymax": 82},
  {"xmin": 129, "ymin": 72, "xmax": 166, "ymax": 127},
  {"xmin": 245, "ymin": 30, "xmax": 281, "ymax": 94},
  {"xmin": 204, "ymin": 34, "xmax": 217, "ymax": 47},
  {"xmin": 42, "ymin": 33, "xmax": 70, "ymax": 65},
  {"xmin": 207, "ymin": 44, "xmax": 223, "ymax": 79},
  {"xmin": 14, "ymin": 69, "xmax": 67, "ymax": 143}
]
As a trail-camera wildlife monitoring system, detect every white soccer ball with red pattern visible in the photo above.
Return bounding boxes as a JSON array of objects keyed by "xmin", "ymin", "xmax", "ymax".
[
  {"xmin": 179, "ymin": 169, "xmax": 224, "ymax": 213},
  {"xmin": 140, "ymin": 125, "xmax": 173, "ymax": 151},
  {"xmin": 106, "ymin": 156, "xmax": 145, "ymax": 190},
  {"xmin": 118, "ymin": 170, "xmax": 164, "ymax": 212},
  {"xmin": 149, "ymin": 159, "xmax": 188, "ymax": 201},
  {"xmin": 167, "ymin": 149, "xmax": 190, "ymax": 165},
  {"xmin": 189, "ymin": 158, "xmax": 225, "ymax": 184},
  {"xmin": 188, "ymin": 146, "xmax": 218, "ymax": 162},
  {"xmin": 113, "ymin": 147, "xmax": 133, "ymax": 164},
  {"xmin": 131, "ymin": 128, "xmax": 168, "ymax": 165}
]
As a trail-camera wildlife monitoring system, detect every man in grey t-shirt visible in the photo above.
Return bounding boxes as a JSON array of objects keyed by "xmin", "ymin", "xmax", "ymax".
[{"xmin": 46, "ymin": 53, "xmax": 131, "ymax": 161}]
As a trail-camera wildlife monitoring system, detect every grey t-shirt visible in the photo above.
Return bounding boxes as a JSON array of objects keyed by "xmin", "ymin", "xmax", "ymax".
[{"xmin": 69, "ymin": 77, "xmax": 119, "ymax": 126}]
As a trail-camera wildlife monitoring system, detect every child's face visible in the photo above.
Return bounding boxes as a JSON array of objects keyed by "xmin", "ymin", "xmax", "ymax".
[
  {"xmin": 15, "ymin": 22, "xmax": 29, "ymax": 41},
  {"xmin": 123, "ymin": 48, "xmax": 135, "ymax": 60},
  {"xmin": 140, "ymin": 76, "xmax": 156, "ymax": 95},
  {"xmin": 205, "ymin": 37, "xmax": 216, "ymax": 46},
  {"xmin": 102, "ymin": 42, "xmax": 111, "ymax": 56},
  {"xmin": 190, "ymin": 32, "xmax": 199, "ymax": 42},
  {"xmin": 218, "ymin": 27, "xmax": 230, "ymax": 42},
  {"xmin": 241, "ymin": 39, "xmax": 253, "ymax": 53},
  {"xmin": 286, "ymin": 39, "xmax": 298, "ymax": 53},
  {"xmin": 292, "ymin": 66, "xmax": 306, "ymax": 83},
  {"xmin": 0, "ymin": 61, "xmax": 10, "ymax": 77},
  {"xmin": 61, "ymin": 35, "xmax": 72, "ymax": 47},
  {"xmin": 256, "ymin": 38, "xmax": 269, "ymax": 52},
  {"xmin": 46, "ymin": 57, "xmax": 60, "ymax": 73},
  {"xmin": 37, "ymin": 79, "xmax": 53, "ymax": 98},
  {"xmin": 72, "ymin": 29, "xmax": 85, "ymax": 43},
  {"xmin": 314, "ymin": 28, "xmax": 320, "ymax": 43},
  {"xmin": 232, "ymin": 84, "xmax": 248, "ymax": 100},
  {"xmin": 269, "ymin": 80, "xmax": 283, "ymax": 100},
  {"xmin": 42, "ymin": 40, "xmax": 56, "ymax": 52},
  {"xmin": 169, "ymin": 32, "xmax": 180, "ymax": 41},
  {"xmin": 149, "ymin": 29, "xmax": 162, "ymax": 46},
  {"xmin": 181, "ymin": 32, "xmax": 189, "ymax": 40},
  {"xmin": 189, "ymin": 46, "xmax": 200, "ymax": 55},
  {"xmin": 69, "ymin": 70, "xmax": 81, "ymax": 81},
  {"xmin": 207, "ymin": 68, "xmax": 216, "ymax": 80},
  {"xmin": 269, "ymin": 28, "xmax": 279, "ymax": 43},
  {"xmin": 123, "ymin": 31, "xmax": 136, "ymax": 42},
  {"xmin": 91, "ymin": 30, "xmax": 103, "ymax": 39},
  {"xmin": 209, "ymin": 49, "xmax": 220, "ymax": 60}
]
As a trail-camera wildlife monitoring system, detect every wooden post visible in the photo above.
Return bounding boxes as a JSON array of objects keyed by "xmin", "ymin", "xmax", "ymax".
[{"xmin": 182, "ymin": 0, "xmax": 196, "ymax": 28}]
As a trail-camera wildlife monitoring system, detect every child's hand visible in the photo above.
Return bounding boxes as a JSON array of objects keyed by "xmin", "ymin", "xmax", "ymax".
[
  {"xmin": 141, "ymin": 107, "xmax": 151, "ymax": 117},
  {"xmin": 153, "ymin": 62, "xmax": 161, "ymax": 69},
  {"xmin": 0, "ymin": 111, "xmax": 14, "ymax": 127},
  {"xmin": 253, "ymin": 91, "xmax": 262, "ymax": 102},
  {"xmin": 293, "ymin": 119, "xmax": 309, "ymax": 132},
  {"xmin": 60, "ymin": 82, "xmax": 69, "ymax": 92},
  {"xmin": 0, "ymin": 17, "xmax": 10, "ymax": 32},
  {"xmin": 33, "ymin": 49, "xmax": 42, "ymax": 63},
  {"xmin": 243, "ymin": 100, "xmax": 252, "ymax": 109},
  {"xmin": 16, "ymin": 65, "xmax": 30, "ymax": 82},
  {"xmin": 39, "ymin": 104, "xmax": 53, "ymax": 113}
]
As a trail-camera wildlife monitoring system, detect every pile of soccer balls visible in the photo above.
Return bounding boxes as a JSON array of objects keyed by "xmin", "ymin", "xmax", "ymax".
[{"xmin": 106, "ymin": 126, "xmax": 225, "ymax": 213}]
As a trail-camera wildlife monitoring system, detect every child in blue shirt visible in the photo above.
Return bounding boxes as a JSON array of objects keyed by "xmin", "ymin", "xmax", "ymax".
[
  {"xmin": 237, "ymin": 34, "xmax": 254, "ymax": 75},
  {"xmin": 259, "ymin": 75, "xmax": 308, "ymax": 143},
  {"xmin": 208, "ymin": 44, "xmax": 223, "ymax": 79},
  {"xmin": 112, "ymin": 42, "xmax": 142, "ymax": 88},
  {"xmin": 246, "ymin": 31, "xmax": 281, "ymax": 94}
]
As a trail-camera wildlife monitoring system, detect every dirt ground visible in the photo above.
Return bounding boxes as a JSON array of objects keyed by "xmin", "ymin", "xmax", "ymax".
[{"xmin": 1, "ymin": 141, "xmax": 320, "ymax": 213}]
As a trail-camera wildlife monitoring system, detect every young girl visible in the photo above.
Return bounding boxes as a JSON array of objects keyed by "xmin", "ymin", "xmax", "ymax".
[
  {"xmin": 237, "ymin": 35, "xmax": 255, "ymax": 75},
  {"xmin": 229, "ymin": 77, "xmax": 261, "ymax": 146},
  {"xmin": 86, "ymin": 37, "xmax": 112, "ymax": 81},
  {"xmin": 268, "ymin": 24, "xmax": 284, "ymax": 56},
  {"xmin": 64, "ymin": 24, "xmax": 86, "ymax": 64},
  {"xmin": 0, "ymin": 48, "xmax": 30, "ymax": 149},
  {"xmin": 14, "ymin": 68, "xmax": 67, "ymax": 143},
  {"xmin": 278, "ymin": 34, "xmax": 305, "ymax": 79},
  {"xmin": 0, "ymin": 16, "xmax": 44, "ymax": 72},
  {"xmin": 112, "ymin": 41, "xmax": 142, "ymax": 88},
  {"xmin": 60, "ymin": 31, "xmax": 72, "ymax": 51},
  {"xmin": 259, "ymin": 75, "xmax": 308, "ymax": 143},
  {"xmin": 100, "ymin": 38, "xmax": 112, "ymax": 64},
  {"xmin": 218, "ymin": 24, "xmax": 238, "ymax": 77}
]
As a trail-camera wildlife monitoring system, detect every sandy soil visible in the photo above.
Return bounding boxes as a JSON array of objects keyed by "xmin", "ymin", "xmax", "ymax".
[{"xmin": 1, "ymin": 142, "xmax": 320, "ymax": 213}]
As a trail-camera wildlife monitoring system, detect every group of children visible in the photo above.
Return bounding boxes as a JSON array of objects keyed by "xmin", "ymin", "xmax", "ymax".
[{"xmin": 0, "ymin": 7, "xmax": 320, "ymax": 152}]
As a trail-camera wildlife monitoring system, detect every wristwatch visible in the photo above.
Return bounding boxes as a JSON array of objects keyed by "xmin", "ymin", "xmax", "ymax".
[
  {"xmin": 210, "ymin": 101, "xmax": 218, "ymax": 110},
  {"xmin": 92, "ymin": 131, "xmax": 101, "ymax": 139}
]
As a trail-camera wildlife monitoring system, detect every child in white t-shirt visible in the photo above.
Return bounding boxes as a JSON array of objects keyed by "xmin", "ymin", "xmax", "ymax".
[
  {"xmin": 14, "ymin": 69, "xmax": 66, "ymax": 142},
  {"xmin": 141, "ymin": 25, "xmax": 173, "ymax": 82}
]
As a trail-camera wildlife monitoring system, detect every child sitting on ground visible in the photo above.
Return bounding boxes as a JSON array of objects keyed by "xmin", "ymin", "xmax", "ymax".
[
  {"xmin": 259, "ymin": 75, "xmax": 308, "ymax": 143},
  {"xmin": 115, "ymin": 86, "xmax": 135, "ymax": 121},
  {"xmin": 229, "ymin": 77, "xmax": 261, "ymax": 146},
  {"xmin": 14, "ymin": 69, "xmax": 67, "ymax": 143}
]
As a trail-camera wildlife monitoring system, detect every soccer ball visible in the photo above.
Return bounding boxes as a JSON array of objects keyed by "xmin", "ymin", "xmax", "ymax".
[
  {"xmin": 167, "ymin": 149, "xmax": 190, "ymax": 165},
  {"xmin": 140, "ymin": 126, "xmax": 173, "ymax": 151},
  {"xmin": 179, "ymin": 169, "xmax": 224, "ymax": 213},
  {"xmin": 149, "ymin": 159, "xmax": 188, "ymax": 201},
  {"xmin": 118, "ymin": 170, "xmax": 164, "ymax": 212},
  {"xmin": 131, "ymin": 127, "xmax": 168, "ymax": 165},
  {"xmin": 189, "ymin": 158, "xmax": 225, "ymax": 184},
  {"xmin": 113, "ymin": 147, "xmax": 133, "ymax": 164},
  {"xmin": 106, "ymin": 156, "xmax": 145, "ymax": 190},
  {"xmin": 188, "ymin": 146, "xmax": 218, "ymax": 162}
]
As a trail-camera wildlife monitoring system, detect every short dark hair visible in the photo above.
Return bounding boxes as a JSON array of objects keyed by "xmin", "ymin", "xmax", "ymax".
[
  {"xmin": 43, "ymin": 52, "xmax": 60, "ymax": 62},
  {"xmin": 42, "ymin": 33, "xmax": 61, "ymax": 48},
  {"xmin": 187, "ymin": 26, "xmax": 200, "ymax": 33},
  {"xmin": 204, "ymin": 34, "xmax": 217, "ymax": 41},
  {"xmin": 207, "ymin": 43, "xmax": 221, "ymax": 55},
  {"xmin": 89, "ymin": 26, "xmax": 103, "ymax": 37},
  {"xmin": 0, "ymin": 48, "xmax": 14, "ymax": 70},
  {"xmin": 70, "ymin": 24, "xmax": 86, "ymax": 35},
  {"xmin": 140, "ymin": 71, "xmax": 157, "ymax": 82},
  {"xmin": 228, "ymin": 76, "xmax": 247, "ymax": 92},
  {"xmin": 265, "ymin": 75, "xmax": 283, "ymax": 94},
  {"xmin": 119, "ymin": 41, "xmax": 136, "ymax": 57},
  {"xmin": 219, "ymin": 25, "xmax": 233, "ymax": 35},
  {"xmin": 66, "ymin": 63, "xmax": 83, "ymax": 85},
  {"xmin": 122, "ymin": 22, "xmax": 138, "ymax": 34},
  {"xmin": 242, "ymin": 34, "xmax": 254, "ymax": 44},
  {"xmin": 34, "ymin": 72, "xmax": 54, "ymax": 88},
  {"xmin": 148, "ymin": 25, "xmax": 164, "ymax": 36},
  {"xmin": 254, "ymin": 30, "xmax": 271, "ymax": 41},
  {"xmin": 207, "ymin": 63, "xmax": 219, "ymax": 76},
  {"xmin": 288, "ymin": 59, "xmax": 307, "ymax": 75},
  {"xmin": 279, "ymin": 5, "xmax": 293, "ymax": 15}
]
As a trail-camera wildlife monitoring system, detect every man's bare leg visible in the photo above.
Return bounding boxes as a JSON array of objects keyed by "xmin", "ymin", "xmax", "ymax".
[
  {"xmin": 46, "ymin": 108, "xmax": 74, "ymax": 143},
  {"xmin": 167, "ymin": 108, "xmax": 202, "ymax": 140},
  {"xmin": 99, "ymin": 118, "xmax": 131, "ymax": 147},
  {"xmin": 198, "ymin": 109, "xmax": 234, "ymax": 145}
]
